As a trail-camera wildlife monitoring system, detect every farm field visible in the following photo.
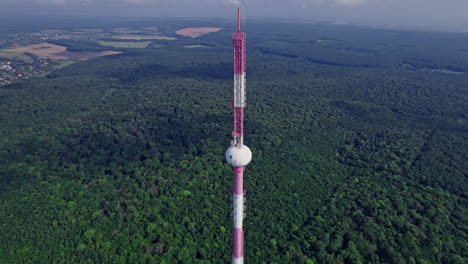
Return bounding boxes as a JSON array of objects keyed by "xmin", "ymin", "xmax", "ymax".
[
  {"xmin": 40, "ymin": 29, "xmax": 67, "ymax": 33},
  {"xmin": 77, "ymin": 28, "xmax": 104, "ymax": 32},
  {"xmin": 37, "ymin": 60, "xmax": 75, "ymax": 77},
  {"xmin": 0, "ymin": 43, "xmax": 121, "ymax": 60},
  {"xmin": 112, "ymin": 28, "xmax": 146, "ymax": 34},
  {"xmin": 184, "ymin": 45, "xmax": 211, "ymax": 48},
  {"xmin": 140, "ymin": 26, "xmax": 158, "ymax": 31},
  {"xmin": 176, "ymin": 27, "xmax": 223, "ymax": 38},
  {"xmin": 112, "ymin": 35, "xmax": 176, "ymax": 40},
  {"xmin": 97, "ymin": 41, "xmax": 152, "ymax": 48},
  {"xmin": 52, "ymin": 50, "xmax": 121, "ymax": 60},
  {"xmin": 0, "ymin": 50, "xmax": 27, "ymax": 60}
]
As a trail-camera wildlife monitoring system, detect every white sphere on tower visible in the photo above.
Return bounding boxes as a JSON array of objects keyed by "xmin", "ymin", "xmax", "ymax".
[{"xmin": 225, "ymin": 145, "xmax": 252, "ymax": 167}]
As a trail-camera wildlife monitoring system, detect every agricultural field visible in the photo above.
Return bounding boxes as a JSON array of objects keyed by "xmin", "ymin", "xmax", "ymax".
[
  {"xmin": 53, "ymin": 50, "xmax": 121, "ymax": 60},
  {"xmin": 184, "ymin": 45, "xmax": 211, "ymax": 48},
  {"xmin": 97, "ymin": 41, "xmax": 152, "ymax": 49},
  {"xmin": 140, "ymin": 26, "xmax": 159, "ymax": 32},
  {"xmin": 77, "ymin": 28, "xmax": 104, "ymax": 32},
  {"xmin": 37, "ymin": 60, "xmax": 75, "ymax": 77},
  {"xmin": 40, "ymin": 29, "xmax": 67, "ymax": 33},
  {"xmin": 112, "ymin": 35, "xmax": 177, "ymax": 40},
  {"xmin": 0, "ymin": 43, "xmax": 69, "ymax": 60},
  {"xmin": 0, "ymin": 42, "xmax": 120, "ymax": 60},
  {"xmin": 176, "ymin": 27, "xmax": 223, "ymax": 38},
  {"xmin": 112, "ymin": 28, "xmax": 146, "ymax": 34},
  {"xmin": 0, "ymin": 50, "xmax": 32, "ymax": 61}
]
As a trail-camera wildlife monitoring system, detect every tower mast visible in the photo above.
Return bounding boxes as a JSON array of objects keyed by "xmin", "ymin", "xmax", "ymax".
[{"xmin": 225, "ymin": 7, "xmax": 252, "ymax": 264}]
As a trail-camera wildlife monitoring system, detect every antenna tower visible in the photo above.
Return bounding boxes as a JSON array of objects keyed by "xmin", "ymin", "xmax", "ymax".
[{"xmin": 225, "ymin": 7, "xmax": 251, "ymax": 264}]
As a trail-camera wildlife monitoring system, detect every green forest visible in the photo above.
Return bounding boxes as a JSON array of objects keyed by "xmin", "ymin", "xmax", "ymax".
[{"xmin": 0, "ymin": 18, "xmax": 467, "ymax": 263}]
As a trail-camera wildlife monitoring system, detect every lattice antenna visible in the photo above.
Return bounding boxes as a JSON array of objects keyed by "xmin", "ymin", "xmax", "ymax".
[{"xmin": 225, "ymin": 7, "xmax": 251, "ymax": 264}]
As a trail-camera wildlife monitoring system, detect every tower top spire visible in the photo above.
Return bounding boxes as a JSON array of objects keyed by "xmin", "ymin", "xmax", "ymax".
[{"xmin": 237, "ymin": 8, "xmax": 241, "ymax": 32}]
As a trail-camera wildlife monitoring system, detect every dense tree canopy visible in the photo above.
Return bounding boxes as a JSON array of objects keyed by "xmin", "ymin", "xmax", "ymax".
[{"xmin": 0, "ymin": 19, "xmax": 467, "ymax": 263}]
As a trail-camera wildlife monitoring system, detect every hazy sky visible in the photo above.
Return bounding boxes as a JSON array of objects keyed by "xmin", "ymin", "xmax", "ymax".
[{"xmin": 2, "ymin": 0, "xmax": 468, "ymax": 31}]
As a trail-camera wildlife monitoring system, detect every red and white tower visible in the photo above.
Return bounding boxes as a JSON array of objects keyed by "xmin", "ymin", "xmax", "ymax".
[{"xmin": 225, "ymin": 8, "xmax": 252, "ymax": 264}]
